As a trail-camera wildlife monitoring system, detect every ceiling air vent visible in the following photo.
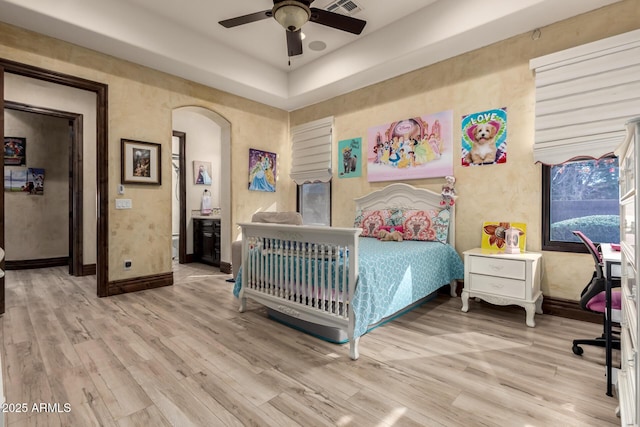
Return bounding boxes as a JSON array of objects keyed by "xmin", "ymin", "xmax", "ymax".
[{"xmin": 324, "ymin": 0, "xmax": 362, "ymax": 16}]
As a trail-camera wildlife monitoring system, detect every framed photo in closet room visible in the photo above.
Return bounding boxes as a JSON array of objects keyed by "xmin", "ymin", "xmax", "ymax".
[
  {"xmin": 121, "ymin": 139, "xmax": 161, "ymax": 185},
  {"xmin": 4, "ymin": 137, "xmax": 26, "ymax": 166}
]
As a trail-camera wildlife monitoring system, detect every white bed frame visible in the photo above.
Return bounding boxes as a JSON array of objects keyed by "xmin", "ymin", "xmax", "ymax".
[{"xmin": 238, "ymin": 183, "xmax": 457, "ymax": 360}]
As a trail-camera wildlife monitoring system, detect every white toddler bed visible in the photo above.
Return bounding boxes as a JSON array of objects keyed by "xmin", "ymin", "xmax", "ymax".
[{"xmin": 234, "ymin": 183, "xmax": 464, "ymax": 360}]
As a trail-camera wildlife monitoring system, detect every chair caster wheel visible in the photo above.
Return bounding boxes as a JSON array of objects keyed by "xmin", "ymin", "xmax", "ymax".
[{"xmin": 572, "ymin": 344, "xmax": 584, "ymax": 356}]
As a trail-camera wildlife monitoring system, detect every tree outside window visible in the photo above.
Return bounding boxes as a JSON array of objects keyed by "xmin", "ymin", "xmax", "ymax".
[{"xmin": 543, "ymin": 157, "xmax": 619, "ymax": 252}]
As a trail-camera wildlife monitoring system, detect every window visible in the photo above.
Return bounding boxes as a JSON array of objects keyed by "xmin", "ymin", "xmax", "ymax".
[
  {"xmin": 290, "ymin": 117, "xmax": 333, "ymax": 225},
  {"xmin": 542, "ymin": 157, "xmax": 620, "ymax": 252},
  {"xmin": 297, "ymin": 182, "xmax": 331, "ymax": 226}
]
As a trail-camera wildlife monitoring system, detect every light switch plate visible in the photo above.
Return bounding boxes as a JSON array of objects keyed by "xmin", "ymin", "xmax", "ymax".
[{"xmin": 115, "ymin": 199, "xmax": 132, "ymax": 209}]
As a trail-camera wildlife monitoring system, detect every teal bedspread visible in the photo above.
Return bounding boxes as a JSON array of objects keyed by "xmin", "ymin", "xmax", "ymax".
[{"xmin": 234, "ymin": 237, "xmax": 464, "ymax": 339}]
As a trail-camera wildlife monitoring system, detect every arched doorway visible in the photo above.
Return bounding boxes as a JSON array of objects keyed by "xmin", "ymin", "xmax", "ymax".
[{"xmin": 172, "ymin": 106, "xmax": 231, "ymax": 271}]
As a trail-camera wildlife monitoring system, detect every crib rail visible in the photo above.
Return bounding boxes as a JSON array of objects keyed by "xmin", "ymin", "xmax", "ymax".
[{"xmin": 238, "ymin": 223, "xmax": 362, "ymax": 358}]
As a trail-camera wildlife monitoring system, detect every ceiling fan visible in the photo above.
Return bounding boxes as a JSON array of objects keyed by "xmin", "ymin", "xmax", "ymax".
[{"xmin": 219, "ymin": 0, "xmax": 367, "ymax": 57}]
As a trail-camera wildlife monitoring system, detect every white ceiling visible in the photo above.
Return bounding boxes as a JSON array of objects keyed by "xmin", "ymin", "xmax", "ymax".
[{"xmin": 0, "ymin": 0, "xmax": 621, "ymax": 111}]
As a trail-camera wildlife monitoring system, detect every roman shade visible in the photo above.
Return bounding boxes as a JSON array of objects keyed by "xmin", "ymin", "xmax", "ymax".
[
  {"xmin": 530, "ymin": 29, "xmax": 640, "ymax": 165},
  {"xmin": 290, "ymin": 116, "xmax": 333, "ymax": 184}
]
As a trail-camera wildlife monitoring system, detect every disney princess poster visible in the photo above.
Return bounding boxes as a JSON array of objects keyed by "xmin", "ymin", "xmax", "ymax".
[
  {"xmin": 481, "ymin": 221, "xmax": 526, "ymax": 252},
  {"xmin": 367, "ymin": 110, "xmax": 453, "ymax": 182},
  {"xmin": 248, "ymin": 148, "xmax": 276, "ymax": 192},
  {"xmin": 461, "ymin": 107, "xmax": 507, "ymax": 167}
]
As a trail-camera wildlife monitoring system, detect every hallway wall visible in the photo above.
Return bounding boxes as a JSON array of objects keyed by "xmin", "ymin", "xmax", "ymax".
[
  {"xmin": 4, "ymin": 73, "xmax": 97, "ymax": 265},
  {"xmin": 4, "ymin": 109, "xmax": 69, "ymax": 260}
]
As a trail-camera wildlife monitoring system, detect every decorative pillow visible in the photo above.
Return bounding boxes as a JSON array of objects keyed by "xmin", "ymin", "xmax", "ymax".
[
  {"xmin": 401, "ymin": 209, "xmax": 450, "ymax": 243},
  {"xmin": 387, "ymin": 208, "xmax": 404, "ymax": 227},
  {"xmin": 354, "ymin": 209, "xmax": 393, "ymax": 237}
]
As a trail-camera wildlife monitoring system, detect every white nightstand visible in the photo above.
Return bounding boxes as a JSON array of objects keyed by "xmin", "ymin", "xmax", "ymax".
[{"xmin": 461, "ymin": 248, "xmax": 543, "ymax": 327}]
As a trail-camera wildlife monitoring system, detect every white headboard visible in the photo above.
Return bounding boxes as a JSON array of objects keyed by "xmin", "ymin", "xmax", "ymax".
[{"xmin": 353, "ymin": 183, "xmax": 456, "ymax": 246}]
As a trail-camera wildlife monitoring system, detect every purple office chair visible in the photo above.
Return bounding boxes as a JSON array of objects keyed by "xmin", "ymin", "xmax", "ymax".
[{"xmin": 571, "ymin": 230, "xmax": 621, "ymax": 356}]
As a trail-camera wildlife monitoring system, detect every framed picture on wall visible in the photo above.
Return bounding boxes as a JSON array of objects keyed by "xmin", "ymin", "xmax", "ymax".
[
  {"xmin": 4, "ymin": 137, "xmax": 26, "ymax": 166},
  {"xmin": 248, "ymin": 148, "xmax": 276, "ymax": 192},
  {"xmin": 193, "ymin": 160, "xmax": 212, "ymax": 185},
  {"xmin": 121, "ymin": 139, "xmax": 161, "ymax": 185},
  {"xmin": 366, "ymin": 110, "xmax": 454, "ymax": 182}
]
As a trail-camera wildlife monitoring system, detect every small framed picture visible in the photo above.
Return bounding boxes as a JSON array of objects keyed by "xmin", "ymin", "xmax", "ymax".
[
  {"xmin": 4, "ymin": 137, "xmax": 26, "ymax": 166},
  {"xmin": 193, "ymin": 160, "xmax": 212, "ymax": 185},
  {"xmin": 121, "ymin": 139, "xmax": 161, "ymax": 185}
]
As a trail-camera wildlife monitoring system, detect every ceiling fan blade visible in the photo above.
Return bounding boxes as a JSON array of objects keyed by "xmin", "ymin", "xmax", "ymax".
[
  {"xmin": 309, "ymin": 8, "xmax": 366, "ymax": 34},
  {"xmin": 286, "ymin": 29, "xmax": 303, "ymax": 57},
  {"xmin": 219, "ymin": 10, "xmax": 272, "ymax": 28}
]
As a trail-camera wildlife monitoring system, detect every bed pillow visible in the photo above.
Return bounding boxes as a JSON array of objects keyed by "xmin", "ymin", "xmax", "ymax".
[
  {"xmin": 401, "ymin": 209, "xmax": 450, "ymax": 243},
  {"xmin": 354, "ymin": 209, "xmax": 394, "ymax": 237}
]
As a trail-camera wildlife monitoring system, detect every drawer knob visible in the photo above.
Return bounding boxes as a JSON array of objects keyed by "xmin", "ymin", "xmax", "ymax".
[{"xmin": 489, "ymin": 264, "xmax": 504, "ymax": 271}]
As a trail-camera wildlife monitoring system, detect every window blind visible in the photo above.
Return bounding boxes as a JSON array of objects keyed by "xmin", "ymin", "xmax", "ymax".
[
  {"xmin": 290, "ymin": 116, "xmax": 333, "ymax": 184},
  {"xmin": 529, "ymin": 28, "xmax": 640, "ymax": 165}
]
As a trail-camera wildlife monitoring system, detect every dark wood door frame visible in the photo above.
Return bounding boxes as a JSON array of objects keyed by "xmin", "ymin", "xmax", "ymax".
[
  {"xmin": 0, "ymin": 64, "xmax": 4, "ymax": 314},
  {"xmin": 1, "ymin": 58, "xmax": 109, "ymax": 302},
  {"xmin": 4, "ymin": 101, "xmax": 84, "ymax": 275},
  {"xmin": 172, "ymin": 131, "xmax": 187, "ymax": 264}
]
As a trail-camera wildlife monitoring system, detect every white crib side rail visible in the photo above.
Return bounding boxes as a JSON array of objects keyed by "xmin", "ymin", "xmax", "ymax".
[{"xmin": 238, "ymin": 223, "xmax": 361, "ymax": 323}]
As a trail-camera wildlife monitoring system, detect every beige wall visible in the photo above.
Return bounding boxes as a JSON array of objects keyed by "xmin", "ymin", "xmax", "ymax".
[
  {"xmin": 4, "ymin": 109, "xmax": 68, "ymax": 260},
  {"xmin": 290, "ymin": 0, "xmax": 640, "ymax": 300},
  {"xmin": 0, "ymin": 21, "xmax": 293, "ymax": 282},
  {"xmin": 0, "ymin": 0, "xmax": 638, "ymax": 299}
]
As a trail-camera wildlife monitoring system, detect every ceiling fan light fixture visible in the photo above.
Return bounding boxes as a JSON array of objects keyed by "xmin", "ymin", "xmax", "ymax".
[{"xmin": 273, "ymin": 1, "xmax": 310, "ymax": 32}]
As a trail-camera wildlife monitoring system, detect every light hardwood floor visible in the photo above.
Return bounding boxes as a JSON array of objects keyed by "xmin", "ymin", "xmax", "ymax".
[{"xmin": 1, "ymin": 263, "xmax": 620, "ymax": 426}]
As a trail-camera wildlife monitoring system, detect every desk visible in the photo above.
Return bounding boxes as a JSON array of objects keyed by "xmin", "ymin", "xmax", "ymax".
[{"xmin": 601, "ymin": 243, "xmax": 621, "ymax": 397}]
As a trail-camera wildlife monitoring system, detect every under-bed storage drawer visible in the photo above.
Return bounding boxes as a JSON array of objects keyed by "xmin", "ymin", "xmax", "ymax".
[
  {"xmin": 468, "ymin": 256, "xmax": 525, "ymax": 280},
  {"xmin": 467, "ymin": 273, "xmax": 526, "ymax": 299}
]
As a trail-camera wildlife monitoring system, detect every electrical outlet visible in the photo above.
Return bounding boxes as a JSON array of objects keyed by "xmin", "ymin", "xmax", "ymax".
[{"xmin": 124, "ymin": 259, "xmax": 132, "ymax": 270}]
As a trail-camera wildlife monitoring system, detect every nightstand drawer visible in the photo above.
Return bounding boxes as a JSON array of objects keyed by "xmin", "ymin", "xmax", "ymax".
[
  {"xmin": 468, "ymin": 256, "xmax": 525, "ymax": 280},
  {"xmin": 468, "ymin": 273, "xmax": 526, "ymax": 299}
]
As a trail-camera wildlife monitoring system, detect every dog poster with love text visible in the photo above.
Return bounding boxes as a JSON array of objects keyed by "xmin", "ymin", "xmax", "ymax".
[
  {"xmin": 338, "ymin": 138, "xmax": 362, "ymax": 178},
  {"xmin": 367, "ymin": 110, "xmax": 453, "ymax": 182},
  {"xmin": 461, "ymin": 107, "xmax": 507, "ymax": 167}
]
